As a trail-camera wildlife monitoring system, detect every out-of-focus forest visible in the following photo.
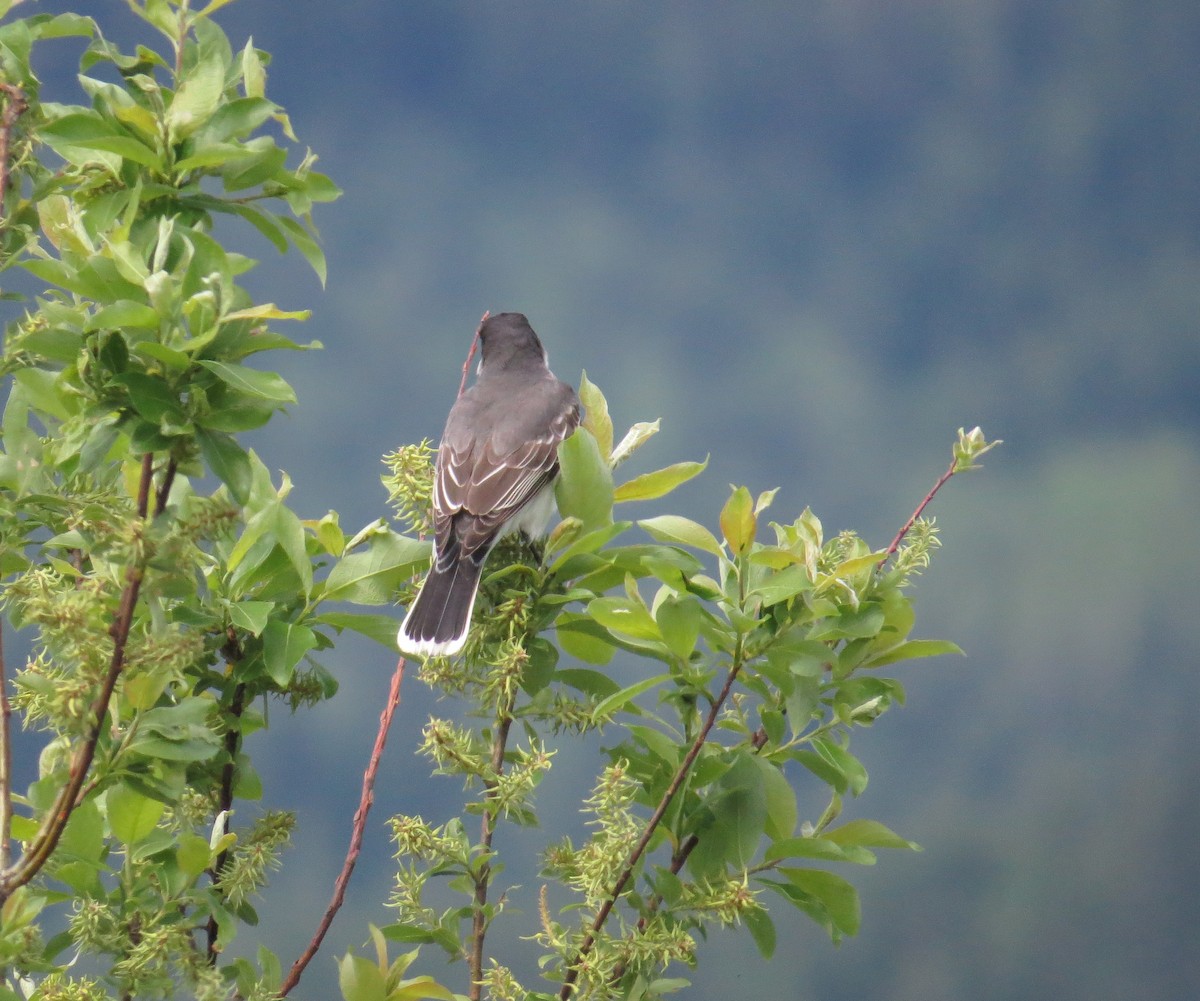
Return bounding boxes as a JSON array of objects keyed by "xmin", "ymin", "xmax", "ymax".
[{"xmin": 18, "ymin": 2, "xmax": 1200, "ymax": 999}]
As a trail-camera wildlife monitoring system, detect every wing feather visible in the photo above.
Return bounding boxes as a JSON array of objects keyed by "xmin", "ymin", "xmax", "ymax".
[{"xmin": 432, "ymin": 392, "xmax": 580, "ymax": 561}]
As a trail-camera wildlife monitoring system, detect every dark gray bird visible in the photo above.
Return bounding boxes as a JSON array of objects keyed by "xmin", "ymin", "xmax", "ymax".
[{"xmin": 398, "ymin": 313, "xmax": 581, "ymax": 657}]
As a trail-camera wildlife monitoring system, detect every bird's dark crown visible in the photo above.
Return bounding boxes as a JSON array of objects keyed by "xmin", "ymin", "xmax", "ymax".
[{"xmin": 479, "ymin": 312, "xmax": 547, "ymax": 370}]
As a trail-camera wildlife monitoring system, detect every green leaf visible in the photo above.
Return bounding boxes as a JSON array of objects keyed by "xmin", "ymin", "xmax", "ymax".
[
  {"xmin": 763, "ymin": 836, "xmax": 870, "ymax": 865},
  {"xmin": 315, "ymin": 611, "xmax": 401, "ymax": 649},
  {"xmin": 198, "ymin": 383, "xmax": 277, "ymax": 432},
  {"xmin": 113, "ymin": 372, "xmax": 185, "ymax": 424},
  {"xmin": 752, "ymin": 563, "xmax": 814, "ymax": 606},
  {"xmin": 810, "ymin": 604, "xmax": 886, "ymax": 642},
  {"xmin": 614, "ymin": 457, "xmax": 708, "ymax": 503},
  {"xmin": 107, "ymin": 783, "xmax": 165, "ymax": 845},
  {"xmin": 56, "ymin": 798, "xmax": 104, "ymax": 865},
  {"xmin": 322, "ymin": 531, "xmax": 429, "ymax": 604},
  {"xmin": 338, "ymin": 953, "xmax": 388, "ymax": 1001},
  {"xmin": 168, "ymin": 51, "xmax": 226, "ymax": 140},
  {"xmin": 610, "ymin": 419, "xmax": 660, "ymax": 466},
  {"xmin": 12, "ymin": 368, "xmax": 72, "ymax": 421},
  {"xmin": 198, "ymin": 95, "xmax": 277, "ymax": 143},
  {"xmin": 39, "ymin": 113, "xmax": 161, "ymax": 168},
  {"xmin": 780, "ymin": 868, "xmax": 861, "ymax": 937},
  {"xmin": 865, "ymin": 638, "xmax": 965, "ymax": 668},
  {"xmin": 556, "ymin": 613, "xmax": 617, "ymax": 665},
  {"xmin": 578, "ymin": 370, "xmax": 612, "ymax": 461},
  {"xmin": 812, "ymin": 737, "xmax": 869, "ymax": 797},
  {"xmin": 177, "ymin": 832, "xmax": 213, "ymax": 879},
  {"xmin": 744, "ymin": 906, "xmax": 777, "ymax": 959},
  {"xmin": 90, "ymin": 299, "xmax": 160, "ymax": 330},
  {"xmin": 592, "ymin": 672, "xmax": 672, "ymax": 719},
  {"xmin": 276, "ymin": 215, "xmax": 328, "ymax": 285},
  {"xmin": 638, "ymin": 514, "xmax": 723, "ymax": 557},
  {"xmin": 228, "ymin": 600, "xmax": 274, "ymax": 636},
  {"xmin": 199, "ymin": 359, "xmax": 297, "ymax": 404},
  {"xmin": 655, "ymin": 594, "xmax": 702, "ymax": 661},
  {"xmin": 555, "ymin": 427, "xmax": 614, "ymax": 532},
  {"xmin": 230, "ymin": 202, "xmax": 289, "ymax": 252},
  {"xmin": 390, "ymin": 977, "xmax": 457, "ymax": 1001},
  {"xmin": 588, "ymin": 595, "xmax": 660, "ymax": 641},
  {"xmin": 688, "ymin": 755, "xmax": 767, "ymax": 876},
  {"xmin": 553, "ymin": 666, "xmax": 621, "ymax": 701},
  {"xmin": 197, "ymin": 427, "xmax": 253, "ymax": 505},
  {"xmin": 824, "ymin": 819, "xmax": 921, "ymax": 852},
  {"xmin": 224, "ymin": 303, "xmax": 312, "ymax": 322},
  {"xmin": 262, "ymin": 620, "xmax": 318, "ymax": 687},
  {"xmin": 719, "ymin": 485, "xmax": 756, "ymax": 556},
  {"xmin": 241, "ymin": 38, "xmax": 266, "ymax": 98},
  {"xmin": 752, "ymin": 756, "xmax": 797, "ymax": 840},
  {"xmin": 134, "ymin": 342, "xmax": 190, "ymax": 370}
]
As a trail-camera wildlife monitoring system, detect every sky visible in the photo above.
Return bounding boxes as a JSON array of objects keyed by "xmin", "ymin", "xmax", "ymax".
[{"xmin": 14, "ymin": 2, "xmax": 1200, "ymax": 999}]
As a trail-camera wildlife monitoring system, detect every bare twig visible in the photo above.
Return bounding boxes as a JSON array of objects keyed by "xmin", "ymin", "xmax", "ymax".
[
  {"xmin": 279, "ymin": 657, "xmax": 406, "ymax": 996},
  {"xmin": 457, "ymin": 310, "xmax": 489, "ymax": 398},
  {"xmin": 559, "ymin": 658, "xmax": 748, "ymax": 999},
  {"xmin": 877, "ymin": 458, "xmax": 957, "ymax": 568},
  {"xmin": 1, "ymin": 453, "xmax": 156, "ymax": 902},
  {"xmin": 0, "ymin": 82, "xmax": 28, "ymax": 227}
]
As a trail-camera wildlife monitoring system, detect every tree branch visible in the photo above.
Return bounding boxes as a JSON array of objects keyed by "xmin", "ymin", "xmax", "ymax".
[
  {"xmin": 279, "ymin": 656, "xmax": 406, "ymax": 996},
  {"xmin": 205, "ymin": 678, "xmax": 247, "ymax": 963},
  {"xmin": 559, "ymin": 656, "xmax": 748, "ymax": 999},
  {"xmin": 0, "ymin": 452, "xmax": 156, "ymax": 901},
  {"xmin": 457, "ymin": 310, "xmax": 489, "ymax": 399},
  {"xmin": 468, "ymin": 696, "xmax": 515, "ymax": 1001},
  {"xmin": 878, "ymin": 457, "xmax": 957, "ymax": 568},
  {"xmin": 0, "ymin": 82, "xmax": 28, "ymax": 227}
]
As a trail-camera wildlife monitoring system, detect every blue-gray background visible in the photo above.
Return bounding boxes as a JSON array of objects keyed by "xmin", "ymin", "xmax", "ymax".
[{"xmin": 24, "ymin": 2, "xmax": 1200, "ymax": 999}]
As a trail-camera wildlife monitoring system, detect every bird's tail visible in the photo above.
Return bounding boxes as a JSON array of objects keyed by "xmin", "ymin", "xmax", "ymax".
[{"xmin": 397, "ymin": 555, "xmax": 485, "ymax": 657}]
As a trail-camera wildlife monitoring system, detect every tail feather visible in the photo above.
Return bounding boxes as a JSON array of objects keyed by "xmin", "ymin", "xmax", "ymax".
[{"xmin": 398, "ymin": 556, "xmax": 485, "ymax": 657}]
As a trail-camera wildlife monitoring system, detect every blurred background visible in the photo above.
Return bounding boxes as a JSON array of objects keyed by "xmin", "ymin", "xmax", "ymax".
[{"xmin": 21, "ymin": 2, "xmax": 1200, "ymax": 999}]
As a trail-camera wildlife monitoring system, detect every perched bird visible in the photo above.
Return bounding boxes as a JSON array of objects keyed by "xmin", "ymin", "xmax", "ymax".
[{"xmin": 398, "ymin": 313, "xmax": 581, "ymax": 657}]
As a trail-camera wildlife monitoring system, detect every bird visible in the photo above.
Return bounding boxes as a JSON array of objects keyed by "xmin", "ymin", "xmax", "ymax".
[{"xmin": 398, "ymin": 312, "xmax": 581, "ymax": 658}]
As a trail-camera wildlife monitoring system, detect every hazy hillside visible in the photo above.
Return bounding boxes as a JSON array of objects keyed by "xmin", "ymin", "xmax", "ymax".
[{"xmin": 14, "ymin": 2, "xmax": 1200, "ymax": 999}]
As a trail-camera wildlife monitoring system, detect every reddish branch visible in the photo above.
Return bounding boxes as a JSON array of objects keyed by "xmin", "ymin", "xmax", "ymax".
[
  {"xmin": 467, "ymin": 701, "xmax": 516, "ymax": 1001},
  {"xmin": 0, "ymin": 453, "xmax": 160, "ymax": 902},
  {"xmin": 559, "ymin": 660, "xmax": 747, "ymax": 999},
  {"xmin": 457, "ymin": 310, "xmax": 489, "ymax": 398},
  {"xmin": 279, "ymin": 657, "xmax": 406, "ymax": 996},
  {"xmin": 878, "ymin": 457, "xmax": 958, "ymax": 568},
  {"xmin": 0, "ymin": 82, "xmax": 27, "ymax": 226}
]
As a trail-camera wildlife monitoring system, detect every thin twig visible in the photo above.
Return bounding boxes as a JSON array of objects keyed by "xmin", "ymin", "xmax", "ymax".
[
  {"xmin": 606, "ymin": 833, "xmax": 699, "ymax": 986},
  {"xmin": 457, "ymin": 310, "xmax": 489, "ymax": 398},
  {"xmin": 1, "ymin": 453, "xmax": 155, "ymax": 901},
  {"xmin": 878, "ymin": 458, "xmax": 957, "ymax": 568},
  {"xmin": 0, "ymin": 82, "xmax": 28, "ymax": 227},
  {"xmin": 155, "ymin": 457, "xmax": 178, "ymax": 517},
  {"xmin": 559, "ymin": 658, "xmax": 748, "ymax": 999},
  {"xmin": 0, "ymin": 622, "xmax": 11, "ymax": 872},
  {"xmin": 205, "ymin": 680, "xmax": 246, "ymax": 962},
  {"xmin": 468, "ymin": 700, "xmax": 515, "ymax": 1001},
  {"xmin": 279, "ymin": 657, "xmax": 406, "ymax": 996}
]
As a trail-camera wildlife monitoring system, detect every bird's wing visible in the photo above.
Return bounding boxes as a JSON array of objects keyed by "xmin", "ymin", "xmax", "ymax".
[{"xmin": 433, "ymin": 400, "xmax": 579, "ymax": 562}]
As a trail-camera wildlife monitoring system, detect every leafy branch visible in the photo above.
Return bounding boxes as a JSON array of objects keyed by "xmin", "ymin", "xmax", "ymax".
[
  {"xmin": 376, "ymin": 370, "xmax": 999, "ymax": 1000},
  {"xmin": 0, "ymin": 452, "xmax": 165, "ymax": 903}
]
